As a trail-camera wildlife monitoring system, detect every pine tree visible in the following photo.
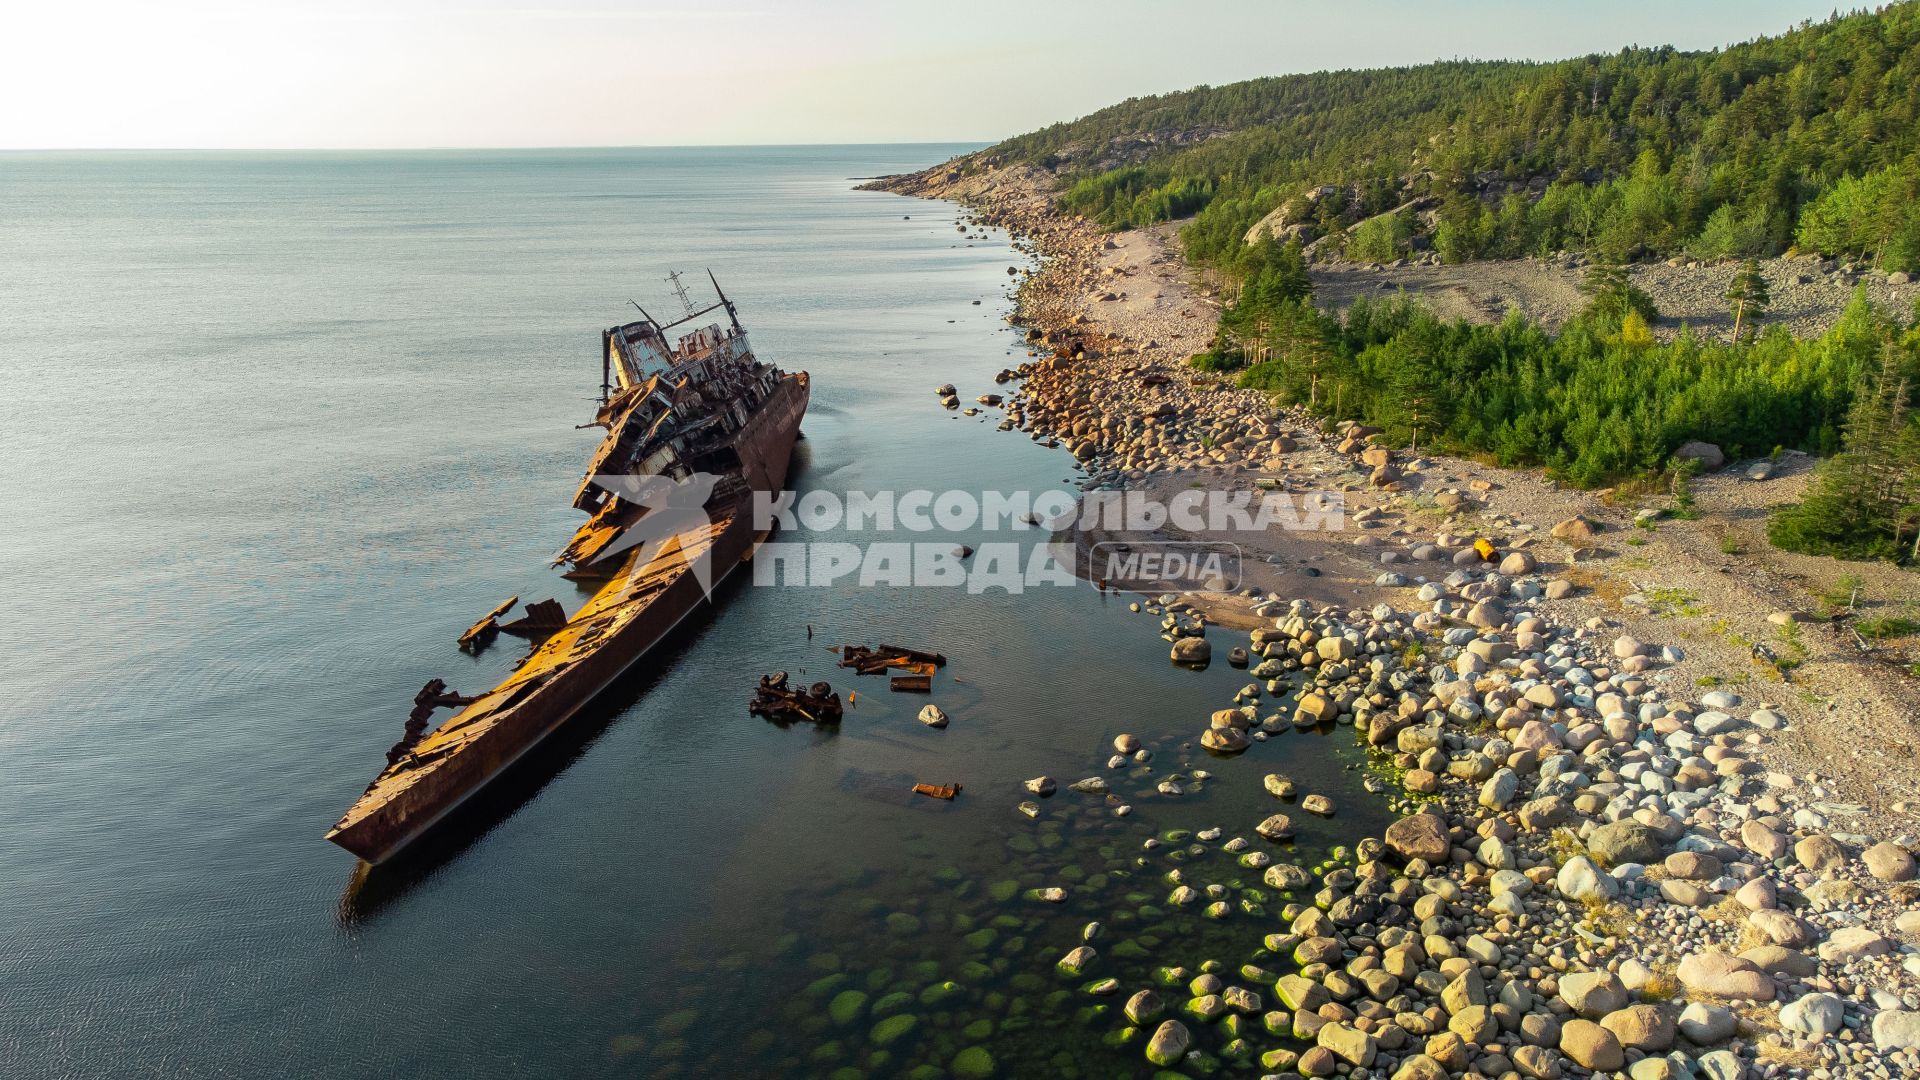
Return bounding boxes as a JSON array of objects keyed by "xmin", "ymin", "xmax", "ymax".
[
  {"xmin": 1578, "ymin": 263, "xmax": 1629, "ymax": 307},
  {"xmin": 1769, "ymin": 341, "xmax": 1916, "ymax": 560},
  {"xmin": 1896, "ymin": 414, "xmax": 1920, "ymax": 560},
  {"xmin": 1269, "ymin": 238, "xmax": 1313, "ymax": 305},
  {"xmin": 1380, "ymin": 347, "xmax": 1443, "ymax": 451},
  {"xmin": 1852, "ymin": 344, "xmax": 1913, "ymax": 528},
  {"xmin": 1725, "ymin": 259, "xmax": 1771, "ymax": 342},
  {"xmin": 1619, "ymin": 310, "xmax": 1655, "ymax": 348},
  {"xmin": 1578, "ymin": 262, "xmax": 1659, "ymax": 326}
]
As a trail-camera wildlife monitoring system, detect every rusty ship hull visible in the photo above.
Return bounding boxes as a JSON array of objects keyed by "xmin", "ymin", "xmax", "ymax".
[{"xmin": 328, "ymin": 283, "xmax": 807, "ymax": 866}]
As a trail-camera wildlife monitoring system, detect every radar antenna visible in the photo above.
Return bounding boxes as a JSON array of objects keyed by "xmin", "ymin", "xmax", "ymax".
[{"xmin": 664, "ymin": 270, "xmax": 697, "ymax": 317}]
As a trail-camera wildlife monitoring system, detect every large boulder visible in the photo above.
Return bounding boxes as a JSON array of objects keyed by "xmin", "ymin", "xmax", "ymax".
[
  {"xmin": 1479, "ymin": 768, "xmax": 1520, "ymax": 810},
  {"xmin": 1875, "ymin": 1011, "xmax": 1920, "ymax": 1051},
  {"xmin": 1145, "ymin": 1020, "xmax": 1190, "ymax": 1066},
  {"xmin": 1779, "ymin": 993, "xmax": 1844, "ymax": 1037},
  {"xmin": 1742, "ymin": 945, "xmax": 1816, "ymax": 979},
  {"xmin": 1256, "ymin": 814, "xmax": 1296, "ymax": 841},
  {"xmin": 1441, "ymin": 971, "xmax": 1487, "ymax": 1014},
  {"xmin": 1511, "ymin": 1045, "xmax": 1560, "ymax": 1080},
  {"xmin": 1663, "ymin": 851, "xmax": 1722, "ymax": 880},
  {"xmin": 1201, "ymin": 727, "xmax": 1249, "ymax": 753},
  {"xmin": 1385, "ymin": 812, "xmax": 1451, "ymax": 863},
  {"xmin": 1558, "ymin": 972, "xmax": 1628, "ymax": 1019},
  {"xmin": 1124, "ymin": 989, "xmax": 1164, "ymax": 1025},
  {"xmin": 1676, "ymin": 952, "xmax": 1775, "ymax": 1001},
  {"xmin": 1794, "ymin": 834, "xmax": 1847, "ymax": 872},
  {"xmin": 1294, "ymin": 691, "xmax": 1340, "ymax": 725},
  {"xmin": 1519, "ymin": 796, "xmax": 1572, "ymax": 832},
  {"xmin": 1275, "ymin": 974, "xmax": 1330, "ymax": 1012},
  {"xmin": 1588, "ymin": 821, "xmax": 1663, "ymax": 865},
  {"xmin": 1678, "ymin": 1002, "xmax": 1736, "ymax": 1043},
  {"xmin": 1318, "ymin": 1022, "xmax": 1377, "ymax": 1067},
  {"xmin": 1558, "ymin": 1019, "xmax": 1624, "ymax": 1071},
  {"xmin": 1746, "ymin": 909, "xmax": 1815, "ymax": 948},
  {"xmin": 1740, "ymin": 820, "xmax": 1790, "ymax": 860},
  {"xmin": 1818, "ymin": 926, "xmax": 1891, "ymax": 963},
  {"xmin": 1242, "ymin": 202, "xmax": 1295, "ymax": 245},
  {"xmin": 1600, "ymin": 1004, "xmax": 1675, "ymax": 1051},
  {"xmin": 1448, "ymin": 1005, "xmax": 1497, "ymax": 1045},
  {"xmin": 1864, "ymin": 841, "xmax": 1918, "ymax": 881},
  {"xmin": 1551, "ymin": 516, "xmax": 1599, "ymax": 543},
  {"xmin": 1556, "ymin": 856, "xmax": 1618, "ymax": 903},
  {"xmin": 1170, "ymin": 637, "xmax": 1211, "ymax": 666},
  {"xmin": 1316, "ymin": 635, "xmax": 1357, "ymax": 662},
  {"xmin": 1674, "ymin": 441, "xmax": 1725, "ymax": 471}
]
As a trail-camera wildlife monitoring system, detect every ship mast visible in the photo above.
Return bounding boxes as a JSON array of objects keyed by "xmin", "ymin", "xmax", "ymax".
[
  {"xmin": 708, "ymin": 269, "xmax": 744, "ymax": 335},
  {"xmin": 664, "ymin": 270, "xmax": 697, "ymax": 318}
]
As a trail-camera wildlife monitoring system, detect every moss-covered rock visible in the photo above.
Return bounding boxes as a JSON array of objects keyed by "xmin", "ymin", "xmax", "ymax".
[
  {"xmin": 951, "ymin": 1045, "xmax": 996, "ymax": 1079},
  {"xmin": 868, "ymin": 1013, "xmax": 919, "ymax": 1047},
  {"xmin": 827, "ymin": 990, "xmax": 868, "ymax": 1027},
  {"xmin": 918, "ymin": 981, "xmax": 963, "ymax": 1007},
  {"xmin": 804, "ymin": 973, "xmax": 848, "ymax": 998},
  {"xmin": 656, "ymin": 1008, "xmax": 698, "ymax": 1036}
]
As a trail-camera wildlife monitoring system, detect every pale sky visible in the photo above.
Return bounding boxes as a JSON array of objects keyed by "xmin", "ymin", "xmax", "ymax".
[{"xmin": 0, "ymin": 0, "xmax": 1841, "ymax": 149}]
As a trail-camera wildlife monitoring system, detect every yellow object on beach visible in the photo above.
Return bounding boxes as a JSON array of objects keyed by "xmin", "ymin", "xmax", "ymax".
[{"xmin": 1473, "ymin": 538, "xmax": 1497, "ymax": 561}]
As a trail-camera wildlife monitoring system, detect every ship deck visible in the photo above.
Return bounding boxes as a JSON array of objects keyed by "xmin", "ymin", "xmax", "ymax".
[{"xmin": 326, "ymin": 503, "xmax": 735, "ymax": 839}]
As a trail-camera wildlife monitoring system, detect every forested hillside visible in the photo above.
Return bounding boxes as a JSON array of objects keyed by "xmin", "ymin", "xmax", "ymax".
[{"xmin": 991, "ymin": 5, "xmax": 1920, "ymax": 275}]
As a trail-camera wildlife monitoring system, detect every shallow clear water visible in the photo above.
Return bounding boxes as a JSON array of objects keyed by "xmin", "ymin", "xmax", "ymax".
[{"xmin": 0, "ymin": 147, "xmax": 1386, "ymax": 1078}]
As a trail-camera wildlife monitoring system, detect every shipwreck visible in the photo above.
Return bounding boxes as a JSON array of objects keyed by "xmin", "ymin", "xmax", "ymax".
[{"xmin": 326, "ymin": 274, "xmax": 810, "ymax": 865}]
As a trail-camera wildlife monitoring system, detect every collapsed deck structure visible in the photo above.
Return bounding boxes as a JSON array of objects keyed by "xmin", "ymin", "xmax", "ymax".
[{"xmin": 327, "ymin": 275, "xmax": 809, "ymax": 865}]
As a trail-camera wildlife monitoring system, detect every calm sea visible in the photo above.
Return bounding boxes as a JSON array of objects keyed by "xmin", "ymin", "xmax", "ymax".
[{"xmin": 0, "ymin": 147, "xmax": 1383, "ymax": 1078}]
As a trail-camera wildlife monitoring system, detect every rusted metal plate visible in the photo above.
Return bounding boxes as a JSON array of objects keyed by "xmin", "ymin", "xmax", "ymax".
[{"xmin": 499, "ymin": 598, "xmax": 567, "ymax": 637}]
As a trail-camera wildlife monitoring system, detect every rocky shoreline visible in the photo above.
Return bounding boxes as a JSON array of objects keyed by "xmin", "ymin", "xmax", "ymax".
[
  {"xmin": 1088, "ymin": 587, "xmax": 1920, "ymax": 1080},
  {"xmin": 862, "ymin": 155, "xmax": 1920, "ymax": 1079}
]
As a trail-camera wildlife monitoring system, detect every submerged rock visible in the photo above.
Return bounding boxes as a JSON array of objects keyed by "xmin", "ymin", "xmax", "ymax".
[
  {"xmin": 1255, "ymin": 814, "xmax": 1295, "ymax": 841},
  {"xmin": 868, "ymin": 1013, "xmax": 919, "ymax": 1047},
  {"xmin": 1145, "ymin": 1020, "xmax": 1190, "ymax": 1066},
  {"xmin": 1170, "ymin": 638, "xmax": 1211, "ymax": 666},
  {"xmin": 950, "ymin": 1046, "xmax": 995, "ymax": 1079},
  {"xmin": 1056, "ymin": 946, "xmax": 1096, "ymax": 976},
  {"xmin": 1201, "ymin": 727, "xmax": 1249, "ymax": 753},
  {"xmin": 1124, "ymin": 989, "xmax": 1164, "ymax": 1025}
]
